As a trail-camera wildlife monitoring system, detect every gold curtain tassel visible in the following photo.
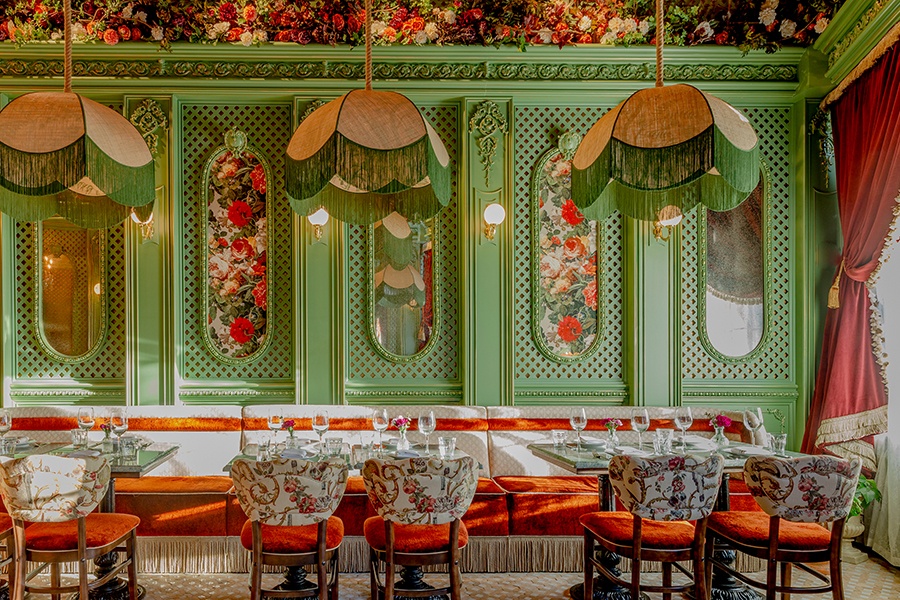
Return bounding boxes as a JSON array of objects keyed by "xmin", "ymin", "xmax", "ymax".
[{"xmin": 828, "ymin": 259, "xmax": 845, "ymax": 309}]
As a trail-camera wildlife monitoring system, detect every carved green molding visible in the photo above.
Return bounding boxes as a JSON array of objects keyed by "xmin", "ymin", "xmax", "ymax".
[
  {"xmin": 684, "ymin": 391, "xmax": 797, "ymax": 398},
  {"xmin": 129, "ymin": 98, "xmax": 169, "ymax": 156},
  {"xmin": 810, "ymin": 110, "xmax": 835, "ymax": 189},
  {"xmin": 469, "ymin": 101, "xmax": 508, "ymax": 187},
  {"xmin": 10, "ymin": 389, "xmax": 124, "ymax": 398},
  {"xmin": 179, "ymin": 389, "xmax": 295, "ymax": 398},
  {"xmin": 829, "ymin": 0, "xmax": 888, "ymax": 69},
  {"xmin": 345, "ymin": 390, "xmax": 461, "ymax": 398},
  {"xmin": 513, "ymin": 390, "xmax": 625, "ymax": 397}
]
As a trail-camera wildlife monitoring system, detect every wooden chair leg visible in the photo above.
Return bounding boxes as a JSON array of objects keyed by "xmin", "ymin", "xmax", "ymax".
[
  {"xmin": 766, "ymin": 559, "xmax": 778, "ymax": 600},
  {"xmin": 12, "ymin": 522, "xmax": 25, "ymax": 600},
  {"xmin": 661, "ymin": 562, "xmax": 672, "ymax": 600},
  {"xmin": 50, "ymin": 561, "xmax": 61, "ymax": 600},
  {"xmin": 330, "ymin": 553, "xmax": 340, "ymax": 600},
  {"xmin": 384, "ymin": 558, "xmax": 394, "ymax": 600},
  {"xmin": 781, "ymin": 562, "xmax": 791, "ymax": 600},
  {"xmin": 830, "ymin": 550, "xmax": 844, "ymax": 600},
  {"xmin": 449, "ymin": 558, "xmax": 462, "ymax": 600},
  {"xmin": 369, "ymin": 550, "xmax": 379, "ymax": 600},
  {"xmin": 77, "ymin": 518, "xmax": 89, "ymax": 600},
  {"xmin": 583, "ymin": 532, "xmax": 594, "ymax": 600},
  {"xmin": 317, "ymin": 521, "xmax": 328, "ymax": 600},
  {"xmin": 127, "ymin": 531, "xmax": 138, "ymax": 600}
]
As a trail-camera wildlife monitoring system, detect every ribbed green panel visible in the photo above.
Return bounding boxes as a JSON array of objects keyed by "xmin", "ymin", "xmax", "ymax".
[
  {"xmin": 179, "ymin": 104, "xmax": 293, "ymax": 380},
  {"xmin": 347, "ymin": 105, "xmax": 459, "ymax": 382},
  {"xmin": 682, "ymin": 107, "xmax": 791, "ymax": 380},
  {"xmin": 15, "ymin": 221, "xmax": 126, "ymax": 379},
  {"xmin": 513, "ymin": 106, "xmax": 624, "ymax": 382}
]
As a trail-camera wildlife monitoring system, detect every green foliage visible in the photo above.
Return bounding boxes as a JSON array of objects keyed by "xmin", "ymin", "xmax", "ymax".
[{"xmin": 851, "ymin": 474, "xmax": 882, "ymax": 517}]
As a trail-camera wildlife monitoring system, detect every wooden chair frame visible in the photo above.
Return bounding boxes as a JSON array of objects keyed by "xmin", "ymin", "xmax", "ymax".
[
  {"xmin": 706, "ymin": 515, "xmax": 847, "ymax": 600},
  {"xmin": 584, "ymin": 513, "xmax": 711, "ymax": 600},
  {"xmin": 9, "ymin": 516, "xmax": 137, "ymax": 600},
  {"xmin": 0, "ymin": 525, "xmax": 14, "ymax": 597},
  {"xmin": 247, "ymin": 519, "xmax": 340, "ymax": 600},
  {"xmin": 369, "ymin": 518, "xmax": 463, "ymax": 600}
]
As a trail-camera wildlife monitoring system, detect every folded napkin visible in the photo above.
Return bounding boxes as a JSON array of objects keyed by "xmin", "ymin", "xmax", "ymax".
[
  {"xmin": 569, "ymin": 437, "xmax": 606, "ymax": 448},
  {"xmin": 69, "ymin": 450, "xmax": 101, "ymax": 458},
  {"xmin": 684, "ymin": 434, "xmax": 715, "ymax": 445},
  {"xmin": 615, "ymin": 446, "xmax": 653, "ymax": 457},
  {"xmin": 280, "ymin": 449, "xmax": 309, "ymax": 459},
  {"xmin": 394, "ymin": 449, "xmax": 420, "ymax": 458},
  {"xmin": 729, "ymin": 446, "xmax": 773, "ymax": 456}
]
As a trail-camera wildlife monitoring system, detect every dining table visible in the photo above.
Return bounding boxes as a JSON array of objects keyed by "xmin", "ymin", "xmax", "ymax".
[
  {"xmin": 10, "ymin": 440, "xmax": 180, "ymax": 600},
  {"xmin": 527, "ymin": 439, "xmax": 796, "ymax": 600}
]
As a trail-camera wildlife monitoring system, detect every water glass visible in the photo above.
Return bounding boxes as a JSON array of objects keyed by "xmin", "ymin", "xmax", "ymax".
[
  {"xmin": 1, "ymin": 437, "xmax": 17, "ymax": 456},
  {"xmin": 551, "ymin": 429, "xmax": 567, "ymax": 449},
  {"xmin": 257, "ymin": 439, "xmax": 271, "ymax": 461},
  {"xmin": 70, "ymin": 428, "xmax": 88, "ymax": 448},
  {"xmin": 326, "ymin": 437, "xmax": 343, "ymax": 457},
  {"xmin": 120, "ymin": 436, "xmax": 137, "ymax": 459},
  {"xmin": 438, "ymin": 436, "xmax": 456, "ymax": 459},
  {"xmin": 654, "ymin": 429, "xmax": 674, "ymax": 454},
  {"xmin": 354, "ymin": 442, "xmax": 374, "ymax": 467},
  {"xmin": 772, "ymin": 433, "xmax": 788, "ymax": 457},
  {"xmin": 0, "ymin": 410, "xmax": 12, "ymax": 437}
]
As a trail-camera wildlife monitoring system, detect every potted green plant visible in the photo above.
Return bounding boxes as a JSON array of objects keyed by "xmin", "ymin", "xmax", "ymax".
[{"xmin": 842, "ymin": 474, "xmax": 883, "ymax": 564}]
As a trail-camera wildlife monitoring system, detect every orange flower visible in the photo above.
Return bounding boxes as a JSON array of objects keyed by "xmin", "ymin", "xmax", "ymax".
[
  {"xmin": 252, "ymin": 280, "xmax": 267, "ymax": 309},
  {"xmin": 557, "ymin": 316, "xmax": 582, "ymax": 343},
  {"xmin": 563, "ymin": 236, "xmax": 587, "ymax": 259},
  {"xmin": 582, "ymin": 280, "xmax": 598, "ymax": 310},
  {"xmin": 103, "ymin": 28, "xmax": 119, "ymax": 45},
  {"xmin": 561, "ymin": 199, "xmax": 585, "ymax": 225}
]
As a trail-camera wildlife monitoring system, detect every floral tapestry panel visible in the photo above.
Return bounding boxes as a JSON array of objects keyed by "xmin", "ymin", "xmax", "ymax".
[
  {"xmin": 535, "ymin": 151, "xmax": 599, "ymax": 359},
  {"xmin": 204, "ymin": 140, "xmax": 272, "ymax": 362}
]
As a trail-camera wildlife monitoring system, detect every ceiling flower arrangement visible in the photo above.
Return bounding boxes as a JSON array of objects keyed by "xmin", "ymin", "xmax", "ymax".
[{"xmin": 1, "ymin": 0, "xmax": 841, "ymax": 51}]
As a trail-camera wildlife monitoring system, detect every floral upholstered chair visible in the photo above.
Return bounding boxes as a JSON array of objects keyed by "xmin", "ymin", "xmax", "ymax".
[
  {"xmin": 362, "ymin": 456, "xmax": 478, "ymax": 600},
  {"xmin": 230, "ymin": 456, "xmax": 348, "ymax": 600},
  {"xmin": 580, "ymin": 454, "xmax": 724, "ymax": 600},
  {"xmin": 0, "ymin": 455, "xmax": 139, "ymax": 600},
  {"xmin": 706, "ymin": 455, "xmax": 862, "ymax": 600}
]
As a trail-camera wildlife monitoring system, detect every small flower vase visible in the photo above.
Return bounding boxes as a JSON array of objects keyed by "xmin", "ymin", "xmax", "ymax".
[
  {"xmin": 606, "ymin": 428, "xmax": 620, "ymax": 449},
  {"xmin": 101, "ymin": 437, "xmax": 115, "ymax": 454},
  {"xmin": 711, "ymin": 425, "xmax": 730, "ymax": 448},
  {"xmin": 397, "ymin": 429, "xmax": 411, "ymax": 451},
  {"xmin": 285, "ymin": 435, "xmax": 300, "ymax": 450}
]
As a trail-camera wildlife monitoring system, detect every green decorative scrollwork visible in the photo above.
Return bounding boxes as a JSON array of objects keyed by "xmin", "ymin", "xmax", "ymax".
[
  {"xmin": 33, "ymin": 220, "xmax": 109, "ymax": 364},
  {"xmin": 129, "ymin": 98, "xmax": 169, "ymax": 156},
  {"xmin": 469, "ymin": 101, "xmax": 508, "ymax": 187},
  {"xmin": 697, "ymin": 162, "xmax": 773, "ymax": 364},
  {"xmin": 300, "ymin": 99, "xmax": 327, "ymax": 122},
  {"xmin": 810, "ymin": 109, "xmax": 835, "ymax": 189},
  {"xmin": 829, "ymin": 0, "xmax": 888, "ymax": 68}
]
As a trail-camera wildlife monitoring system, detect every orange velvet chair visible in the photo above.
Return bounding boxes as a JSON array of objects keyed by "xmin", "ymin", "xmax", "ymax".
[
  {"xmin": 362, "ymin": 456, "xmax": 478, "ymax": 600},
  {"xmin": 0, "ymin": 454, "xmax": 139, "ymax": 600},
  {"xmin": 230, "ymin": 456, "xmax": 348, "ymax": 600},
  {"xmin": 706, "ymin": 455, "xmax": 862, "ymax": 600},
  {"xmin": 581, "ymin": 453, "xmax": 725, "ymax": 600}
]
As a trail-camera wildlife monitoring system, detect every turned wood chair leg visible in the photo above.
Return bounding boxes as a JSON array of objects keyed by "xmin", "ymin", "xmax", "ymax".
[
  {"xmin": 50, "ymin": 561, "xmax": 61, "ymax": 600},
  {"xmin": 583, "ymin": 532, "xmax": 594, "ymax": 600},
  {"xmin": 369, "ymin": 550, "xmax": 379, "ymax": 600},
  {"xmin": 12, "ymin": 522, "xmax": 25, "ymax": 600},
  {"xmin": 127, "ymin": 532, "xmax": 138, "ymax": 600},
  {"xmin": 661, "ymin": 562, "xmax": 672, "ymax": 600},
  {"xmin": 781, "ymin": 562, "xmax": 791, "ymax": 600},
  {"xmin": 330, "ymin": 554, "xmax": 340, "ymax": 600},
  {"xmin": 766, "ymin": 559, "xmax": 778, "ymax": 600},
  {"xmin": 830, "ymin": 551, "xmax": 845, "ymax": 600}
]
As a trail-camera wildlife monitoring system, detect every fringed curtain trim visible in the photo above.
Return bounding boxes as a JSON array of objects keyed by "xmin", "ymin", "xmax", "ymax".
[
  {"xmin": 822, "ymin": 20, "xmax": 900, "ymax": 110},
  {"xmin": 865, "ymin": 192, "xmax": 900, "ymax": 395}
]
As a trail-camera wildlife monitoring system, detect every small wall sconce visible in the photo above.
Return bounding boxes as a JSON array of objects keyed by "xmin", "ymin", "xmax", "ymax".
[
  {"xmin": 130, "ymin": 208, "xmax": 154, "ymax": 243},
  {"xmin": 483, "ymin": 203, "xmax": 506, "ymax": 241},
  {"xmin": 308, "ymin": 208, "xmax": 329, "ymax": 241},
  {"xmin": 653, "ymin": 205, "xmax": 683, "ymax": 242}
]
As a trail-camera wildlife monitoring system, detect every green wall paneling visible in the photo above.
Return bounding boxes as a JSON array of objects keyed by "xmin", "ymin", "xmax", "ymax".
[
  {"xmin": 173, "ymin": 99, "xmax": 295, "ymax": 405},
  {"xmin": 343, "ymin": 102, "xmax": 463, "ymax": 406},
  {"xmin": 512, "ymin": 105, "xmax": 626, "ymax": 405}
]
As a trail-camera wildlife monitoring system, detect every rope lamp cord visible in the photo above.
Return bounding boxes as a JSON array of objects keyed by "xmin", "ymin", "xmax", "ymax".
[
  {"xmin": 365, "ymin": 0, "xmax": 372, "ymax": 91},
  {"xmin": 63, "ymin": 0, "xmax": 72, "ymax": 93},
  {"xmin": 655, "ymin": 0, "xmax": 664, "ymax": 88}
]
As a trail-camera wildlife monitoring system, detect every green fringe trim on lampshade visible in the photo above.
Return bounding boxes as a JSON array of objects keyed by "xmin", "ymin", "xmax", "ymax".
[
  {"xmin": 285, "ymin": 133, "xmax": 451, "ymax": 225},
  {"xmin": 0, "ymin": 138, "xmax": 82, "ymax": 195},
  {"xmin": 0, "ymin": 187, "xmax": 149, "ymax": 228},
  {"xmin": 573, "ymin": 126, "xmax": 759, "ymax": 222},
  {"xmin": 0, "ymin": 187, "xmax": 58, "ymax": 223},
  {"xmin": 375, "ymin": 281, "xmax": 426, "ymax": 309},
  {"xmin": 376, "ymin": 224, "xmax": 418, "ymax": 270},
  {"xmin": 83, "ymin": 137, "xmax": 156, "ymax": 207}
]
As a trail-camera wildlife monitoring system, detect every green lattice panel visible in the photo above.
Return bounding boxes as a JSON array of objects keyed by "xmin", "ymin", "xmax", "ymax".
[
  {"xmin": 179, "ymin": 104, "xmax": 293, "ymax": 380},
  {"xmin": 15, "ymin": 222, "xmax": 126, "ymax": 379},
  {"xmin": 347, "ymin": 105, "xmax": 459, "ymax": 381},
  {"xmin": 513, "ymin": 106, "xmax": 624, "ymax": 381},
  {"xmin": 681, "ymin": 107, "xmax": 792, "ymax": 380}
]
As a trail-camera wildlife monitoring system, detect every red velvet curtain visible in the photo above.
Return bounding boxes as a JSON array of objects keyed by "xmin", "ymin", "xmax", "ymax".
[{"xmin": 802, "ymin": 42, "xmax": 900, "ymax": 469}]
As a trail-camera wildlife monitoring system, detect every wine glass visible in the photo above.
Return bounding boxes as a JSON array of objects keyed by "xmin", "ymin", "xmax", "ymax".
[
  {"xmin": 77, "ymin": 407, "xmax": 95, "ymax": 432},
  {"xmin": 570, "ymin": 408, "xmax": 587, "ymax": 452},
  {"xmin": 0, "ymin": 410, "xmax": 11, "ymax": 438},
  {"xmin": 631, "ymin": 408, "xmax": 650, "ymax": 451},
  {"xmin": 674, "ymin": 406, "xmax": 693, "ymax": 452},
  {"xmin": 372, "ymin": 408, "xmax": 389, "ymax": 453},
  {"xmin": 418, "ymin": 411, "xmax": 436, "ymax": 455},
  {"xmin": 742, "ymin": 407, "xmax": 764, "ymax": 445},
  {"xmin": 110, "ymin": 409, "xmax": 128, "ymax": 452},
  {"xmin": 312, "ymin": 411, "xmax": 330, "ymax": 452},
  {"xmin": 267, "ymin": 411, "xmax": 283, "ymax": 445}
]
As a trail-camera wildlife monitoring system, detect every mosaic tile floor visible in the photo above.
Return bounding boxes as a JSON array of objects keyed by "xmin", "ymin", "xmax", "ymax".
[{"xmin": 133, "ymin": 555, "xmax": 900, "ymax": 599}]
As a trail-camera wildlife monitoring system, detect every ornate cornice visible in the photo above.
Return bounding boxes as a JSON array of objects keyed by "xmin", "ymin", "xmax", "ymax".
[
  {"xmin": 345, "ymin": 390, "xmax": 462, "ymax": 398},
  {"xmin": 829, "ymin": 0, "xmax": 888, "ymax": 69},
  {"xmin": 513, "ymin": 391, "xmax": 626, "ymax": 397}
]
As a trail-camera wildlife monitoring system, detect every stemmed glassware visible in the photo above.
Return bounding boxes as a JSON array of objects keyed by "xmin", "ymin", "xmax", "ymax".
[
  {"xmin": 632, "ymin": 408, "xmax": 650, "ymax": 451},
  {"xmin": 742, "ymin": 407, "xmax": 764, "ymax": 445},
  {"xmin": 77, "ymin": 407, "xmax": 95, "ymax": 434},
  {"xmin": 267, "ymin": 411, "xmax": 283, "ymax": 445},
  {"xmin": 312, "ymin": 411, "xmax": 330, "ymax": 453},
  {"xmin": 0, "ymin": 410, "xmax": 12, "ymax": 438},
  {"xmin": 110, "ymin": 408, "xmax": 128, "ymax": 453},
  {"xmin": 674, "ymin": 406, "xmax": 693, "ymax": 452},
  {"xmin": 570, "ymin": 408, "xmax": 587, "ymax": 452},
  {"xmin": 418, "ymin": 411, "xmax": 436, "ymax": 455},
  {"xmin": 372, "ymin": 409, "xmax": 389, "ymax": 453}
]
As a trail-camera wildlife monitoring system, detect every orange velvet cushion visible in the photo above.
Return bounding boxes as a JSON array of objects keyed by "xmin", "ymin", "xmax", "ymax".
[
  {"xmin": 240, "ymin": 517, "xmax": 344, "ymax": 553},
  {"xmin": 364, "ymin": 517, "xmax": 469, "ymax": 553},
  {"xmin": 708, "ymin": 512, "xmax": 833, "ymax": 551},
  {"xmin": 115, "ymin": 476, "xmax": 231, "ymax": 537},
  {"xmin": 581, "ymin": 512, "xmax": 695, "ymax": 550},
  {"xmin": 494, "ymin": 476, "xmax": 598, "ymax": 536},
  {"xmin": 26, "ymin": 514, "xmax": 140, "ymax": 551},
  {"xmin": 493, "ymin": 475, "xmax": 597, "ymax": 494},
  {"xmin": 0, "ymin": 513, "xmax": 11, "ymax": 534}
]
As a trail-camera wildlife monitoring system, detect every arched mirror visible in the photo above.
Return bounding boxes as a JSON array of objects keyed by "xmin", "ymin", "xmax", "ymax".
[
  {"xmin": 35, "ymin": 217, "xmax": 108, "ymax": 362},
  {"xmin": 367, "ymin": 212, "xmax": 439, "ymax": 361},
  {"xmin": 700, "ymin": 167, "xmax": 769, "ymax": 360},
  {"xmin": 202, "ymin": 129, "xmax": 273, "ymax": 363},
  {"xmin": 531, "ymin": 133, "xmax": 603, "ymax": 362}
]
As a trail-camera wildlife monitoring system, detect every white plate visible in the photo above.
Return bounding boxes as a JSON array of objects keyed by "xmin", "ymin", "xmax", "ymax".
[
  {"xmin": 280, "ymin": 449, "xmax": 310, "ymax": 459},
  {"xmin": 729, "ymin": 446, "xmax": 773, "ymax": 456}
]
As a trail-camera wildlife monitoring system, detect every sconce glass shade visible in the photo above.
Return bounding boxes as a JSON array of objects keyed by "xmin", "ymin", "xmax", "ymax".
[
  {"xmin": 571, "ymin": 84, "xmax": 759, "ymax": 223},
  {"xmin": 307, "ymin": 207, "xmax": 330, "ymax": 226},
  {"xmin": 484, "ymin": 203, "xmax": 506, "ymax": 225},
  {"xmin": 657, "ymin": 205, "xmax": 684, "ymax": 227},
  {"xmin": 0, "ymin": 92, "xmax": 155, "ymax": 228},
  {"xmin": 284, "ymin": 89, "xmax": 452, "ymax": 225}
]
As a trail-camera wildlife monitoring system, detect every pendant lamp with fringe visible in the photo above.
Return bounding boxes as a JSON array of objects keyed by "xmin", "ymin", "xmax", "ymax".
[
  {"xmin": 284, "ymin": 0, "xmax": 451, "ymax": 225},
  {"xmin": 0, "ymin": 1, "xmax": 154, "ymax": 229},
  {"xmin": 571, "ymin": 0, "xmax": 759, "ymax": 223}
]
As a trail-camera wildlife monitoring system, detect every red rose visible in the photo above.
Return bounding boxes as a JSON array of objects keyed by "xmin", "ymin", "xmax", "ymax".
[
  {"xmin": 550, "ymin": 236, "xmax": 561, "ymax": 245},
  {"xmin": 226, "ymin": 27, "xmax": 243, "ymax": 42},
  {"xmin": 582, "ymin": 280, "xmax": 598, "ymax": 310},
  {"xmin": 228, "ymin": 200, "xmax": 253, "ymax": 227},
  {"xmin": 249, "ymin": 163, "xmax": 266, "ymax": 194},
  {"xmin": 563, "ymin": 236, "xmax": 587, "ymax": 258},
  {"xmin": 561, "ymin": 199, "xmax": 585, "ymax": 225},
  {"xmin": 103, "ymin": 28, "xmax": 120, "ymax": 45},
  {"xmin": 218, "ymin": 237, "xmax": 229, "ymax": 247},
  {"xmin": 229, "ymin": 317, "xmax": 255, "ymax": 344},
  {"xmin": 219, "ymin": 2, "xmax": 238, "ymax": 22},
  {"xmin": 715, "ymin": 31, "xmax": 728, "ymax": 45},
  {"xmin": 347, "ymin": 15, "xmax": 360, "ymax": 33},
  {"xmin": 118, "ymin": 25, "xmax": 131, "ymax": 41},
  {"xmin": 252, "ymin": 280, "xmax": 267, "ymax": 309},
  {"xmin": 557, "ymin": 316, "xmax": 582, "ymax": 343},
  {"xmin": 131, "ymin": 27, "xmax": 142, "ymax": 41},
  {"xmin": 230, "ymin": 237, "xmax": 255, "ymax": 261},
  {"xmin": 243, "ymin": 5, "xmax": 257, "ymax": 22},
  {"xmin": 332, "ymin": 13, "xmax": 344, "ymax": 31},
  {"xmin": 579, "ymin": 33, "xmax": 593, "ymax": 44}
]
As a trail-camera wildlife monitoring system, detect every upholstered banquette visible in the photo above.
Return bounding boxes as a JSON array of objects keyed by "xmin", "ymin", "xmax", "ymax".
[{"xmin": 5, "ymin": 404, "xmax": 764, "ymax": 574}]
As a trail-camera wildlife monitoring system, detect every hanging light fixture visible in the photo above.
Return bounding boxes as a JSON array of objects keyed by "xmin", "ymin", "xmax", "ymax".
[
  {"xmin": 0, "ymin": 1, "xmax": 154, "ymax": 229},
  {"xmin": 284, "ymin": 0, "xmax": 451, "ymax": 225},
  {"xmin": 571, "ymin": 0, "xmax": 759, "ymax": 224}
]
